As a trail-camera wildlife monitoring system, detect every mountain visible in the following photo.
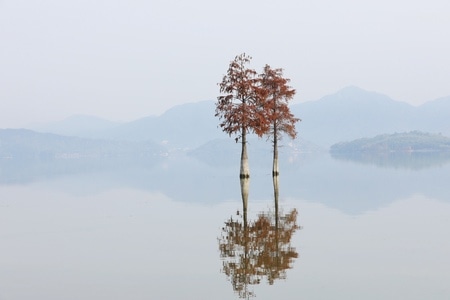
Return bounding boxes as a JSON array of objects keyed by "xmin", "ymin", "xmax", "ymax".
[
  {"xmin": 22, "ymin": 86, "xmax": 450, "ymax": 150},
  {"xmin": 291, "ymin": 86, "xmax": 418, "ymax": 147},
  {"xmin": 100, "ymin": 100, "xmax": 223, "ymax": 148},
  {"xmin": 26, "ymin": 101, "xmax": 223, "ymax": 149},
  {"xmin": 413, "ymin": 96, "xmax": 450, "ymax": 134},
  {"xmin": 28, "ymin": 114, "xmax": 122, "ymax": 138},
  {"xmin": 0, "ymin": 129, "xmax": 164, "ymax": 160}
]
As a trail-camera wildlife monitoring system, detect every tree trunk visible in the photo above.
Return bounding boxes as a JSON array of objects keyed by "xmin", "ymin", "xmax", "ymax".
[
  {"xmin": 240, "ymin": 127, "xmax": 249, "ymax": 224},
  {"xmin": 240, "ymin": 129, "xmax": 250, "ymax": 179},
  {"xmin": 272, "ymin": 124, "xmax": 279, "ymax": 177}
]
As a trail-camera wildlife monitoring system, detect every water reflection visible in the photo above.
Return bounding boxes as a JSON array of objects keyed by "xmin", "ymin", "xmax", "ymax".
[
  {"xmin": 218, "ymin": 177, "xmax": 300, "ymax": 298},
  {"xmin": 331, "ymin": 151, "xmax": 450, "ymax": 170},
  {"xmin": 5, "ymin": 154, "xmax": 450, "ymax": 215}
]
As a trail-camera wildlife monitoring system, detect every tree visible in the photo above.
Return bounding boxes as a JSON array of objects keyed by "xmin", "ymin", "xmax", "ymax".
[
  {"xmin": 260, "ymin": 65, "xmax": 300, "ymax": 177},
  {"xmin": 216, "ymin": 54, "xmax": 269, "ymax": 179}
]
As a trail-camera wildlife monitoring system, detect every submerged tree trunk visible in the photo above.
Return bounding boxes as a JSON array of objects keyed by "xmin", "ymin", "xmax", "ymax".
[
  {"xmin": 240, "ymin": 176, "xmax": 249, "ymax": 224},
  {"xmin": 273, "ymin": 174, "xmax": 280, "ymax": 270},
  {"xmin": 240, "ymin": 126, "xmax": 250, "ymax": 221}
]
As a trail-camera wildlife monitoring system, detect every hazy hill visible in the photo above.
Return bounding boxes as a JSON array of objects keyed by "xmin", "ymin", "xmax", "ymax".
[
  {"xmin": 101, "ymin": 100, "xmax": 223, "ymax": 148},
  {"xmin": 413, "ymin": 96, "xmax": 450, "ymax": 134},
  {"xmin": 23, "ymin": 86, "xmax": 450, "ymax": 149},
  {"xmin": 291, "ymin": 86, "xmax": 417, "ymax": 147},
  {"xmin": 330, "ymin": 131, "xmax": 450, "ymax": 153},
  {"xmin": 27, "ymin": 101, "xmax": 223, "ymax": 149},
  {"xmin": 28, "ymin": 114, "xmax": 122, "ymax": 138},
  {"xmin": 329, "ymin": 131, "xmax": 450, "ymax": 170},
  {"xmin": 0, "ymin": 129, "xmax": 164, "ymax": 160}
]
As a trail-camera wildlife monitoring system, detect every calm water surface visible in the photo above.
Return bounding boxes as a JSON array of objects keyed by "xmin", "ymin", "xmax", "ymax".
[{"xmin": 1, "ymin": 153, "xmax": 450, "ymax": 299}]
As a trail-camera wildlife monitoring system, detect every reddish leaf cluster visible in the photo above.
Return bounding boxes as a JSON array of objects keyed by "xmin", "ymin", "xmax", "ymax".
[
  {"xmin": 216, "ymin": 53, "xmax": 269, "ymax": 142},
  {"xmin": 260, "ymin": 65, "xmax": 300, "ymax": 141}
]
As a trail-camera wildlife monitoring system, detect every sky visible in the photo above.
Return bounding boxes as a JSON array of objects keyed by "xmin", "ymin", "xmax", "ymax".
[{"xmin": 1, "ymin": 0, "xmax": 450, "ymax": 128}]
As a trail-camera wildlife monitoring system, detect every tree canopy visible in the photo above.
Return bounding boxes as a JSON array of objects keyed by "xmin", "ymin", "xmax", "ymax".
[
  {"xmin": 215, "ymin": 53, "xmax": 269, "ymax": 143},
  {"xmin": 260, "ymin": 65, "xmax": 299, "ymax": 141},
  {"xmin": 216, "ymin": 54, "xmax": 299, "ymax": 143}
]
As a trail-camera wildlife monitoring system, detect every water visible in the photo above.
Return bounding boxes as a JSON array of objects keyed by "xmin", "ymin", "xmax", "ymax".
[{"xmin": 1, "ymin": 153, "xmax": 450, "ymax": 299}]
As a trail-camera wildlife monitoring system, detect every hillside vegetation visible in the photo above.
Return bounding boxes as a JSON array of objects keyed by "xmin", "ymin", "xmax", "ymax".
[{"xmin": 330, "ymin": 131, "xmax": 450, "ymax": 153}]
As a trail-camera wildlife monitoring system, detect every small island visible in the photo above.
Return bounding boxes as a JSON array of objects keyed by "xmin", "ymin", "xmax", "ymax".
[{"xmin": 330, "ymin": 131, "xmax": 450, "ymax": 154}]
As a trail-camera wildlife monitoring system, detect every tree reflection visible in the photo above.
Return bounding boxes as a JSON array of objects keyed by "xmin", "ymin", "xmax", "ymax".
[{"xmin": 218, "ymin": 177, "xmax": 299, "ymax": 298}]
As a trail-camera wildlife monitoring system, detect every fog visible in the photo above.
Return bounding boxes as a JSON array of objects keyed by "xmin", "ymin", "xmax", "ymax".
[{"xmin": 1, "ymin": 0, "xmax": 450, "ymax": 127}]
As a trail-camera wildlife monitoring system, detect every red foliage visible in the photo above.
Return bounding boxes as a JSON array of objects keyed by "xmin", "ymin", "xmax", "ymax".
[
  {"xmin": 216, "ymin": 55, "xmax": 299, "ymax": 143},
  {"xmin": 216, "ymin": 54, "xmax": 270, "ymax": 141},
  {"xmin": 260, "ymin": 65, "xmax": 300, "ymax": 141}
]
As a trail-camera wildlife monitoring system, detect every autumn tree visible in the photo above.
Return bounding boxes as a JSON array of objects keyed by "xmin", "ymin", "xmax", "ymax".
[
  {"xmin": 260, "ymin": 65, "xmax": 300, "ymax": 177},
  {"xmin": 216, "ymin": 53, "xmax": 269, "ymax": 179}
]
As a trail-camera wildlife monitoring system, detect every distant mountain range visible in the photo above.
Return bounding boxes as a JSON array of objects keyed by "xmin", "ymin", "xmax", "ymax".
[
  {"xmin": 291, "ymin": 86, "xmax": 450, "ymax": 147},
  {"xmin": 28, "ymin": 101, "xmax": 222, "ymax": 149},
  {"xmin": 29, "ymin": 114, "xmax": 121, "ymax": 138},
  {"xmin": 0, "ymin": 128, "xmax": 163, "ymax": 161},
  {"xmin": 23, "ymin": 86, "xmax": 450, "ymax": 150}
]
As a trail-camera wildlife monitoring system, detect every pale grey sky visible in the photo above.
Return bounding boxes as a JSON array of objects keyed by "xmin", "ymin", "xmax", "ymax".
[{"xmin": 1, "ymin": 0, "xmax": 449, "ymax": 128}]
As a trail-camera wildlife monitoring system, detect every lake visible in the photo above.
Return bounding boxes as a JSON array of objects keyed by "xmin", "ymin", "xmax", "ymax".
[{"xmin": 1, "ymin": 151, "xmax": 450, "ymax": 299}]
